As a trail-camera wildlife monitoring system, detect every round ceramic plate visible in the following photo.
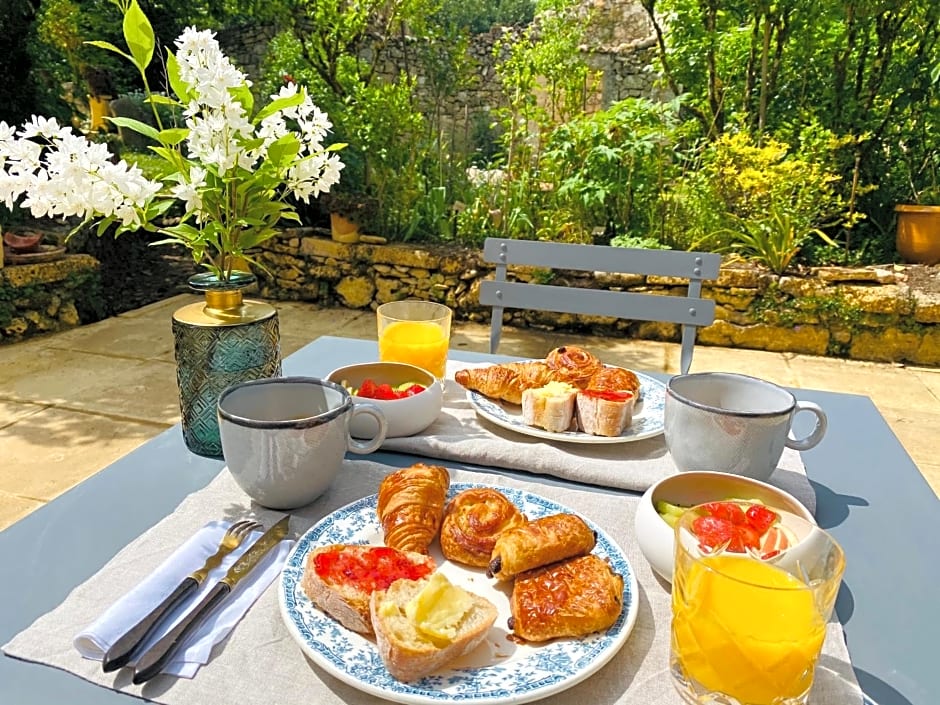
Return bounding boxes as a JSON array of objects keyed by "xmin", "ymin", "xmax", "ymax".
[
  {"xmin": 279, "ymin": 482, "xmax": 639, "ymax": 705},
  {"xmin": 467, "ymin": 369, "xmax": 666, "ymax": 444}
]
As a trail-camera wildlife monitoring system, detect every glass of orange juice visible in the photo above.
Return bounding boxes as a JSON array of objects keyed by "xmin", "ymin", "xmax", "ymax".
[
  {"xmin": 376, "ymin": 300, "xmax": 453, "ymax": 378},
  {"xmin": 670, "ymin": 502, "xmax": 845, "ymax": 705}
]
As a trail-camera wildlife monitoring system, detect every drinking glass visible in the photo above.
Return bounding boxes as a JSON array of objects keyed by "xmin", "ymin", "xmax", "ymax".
[
  {"xmin": 376, "ymin": 300, "xmax": 452, "ymax": 378},
  {"xmin": 670, "ymin": 503, "xmax": 845, "ymax": 705}
]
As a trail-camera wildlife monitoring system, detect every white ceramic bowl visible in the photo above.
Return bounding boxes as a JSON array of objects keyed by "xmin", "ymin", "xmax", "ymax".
[
  {"xmin": 634, "ymin": 471, "xmax": 815, "ymax": 582},
  {"xmin": 327, "ymin": 361, "xmax": 443, "ymax": 438}
]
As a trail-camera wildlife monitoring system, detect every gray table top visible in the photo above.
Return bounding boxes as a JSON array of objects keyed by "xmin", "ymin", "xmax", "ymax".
[{"xmin": 2, "ymin": 336, "xmax": 937, "ymax": 705}]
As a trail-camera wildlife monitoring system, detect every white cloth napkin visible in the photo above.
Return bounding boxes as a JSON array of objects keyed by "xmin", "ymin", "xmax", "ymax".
[{"xmin": 73, "ymin": 520, "xmax": 293, "ymax": 678}]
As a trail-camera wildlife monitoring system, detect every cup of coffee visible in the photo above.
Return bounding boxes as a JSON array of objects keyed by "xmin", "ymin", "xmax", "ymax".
[
  {"xmin": 664, "ymin": 372, "xmax": 827, "ymax": 482},
  {"xmin": 217, "ymin": 377, "xmax": 387, "ymax": 509}
]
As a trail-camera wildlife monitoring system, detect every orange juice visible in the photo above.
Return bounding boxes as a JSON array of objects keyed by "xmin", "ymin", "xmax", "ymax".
[
  {"xmin": 671, "ymin": 554, "xmax": 826, "ymax": 705},
  {"xmin": 378, "ymin": 320, "xmax": 449, "ymax": 377}
]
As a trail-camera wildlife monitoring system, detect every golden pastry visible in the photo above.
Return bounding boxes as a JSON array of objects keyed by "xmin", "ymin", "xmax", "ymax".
[
  {"xmin": 487, "ymin": 513, "xmax": 596, "ymax": 581},
  {"xmin": 440, "ymin": 488, "xmax": 527, "ymax": 567},
  {"xmin": 377, "ymin": 463, "xmax": 450, "ymax": 554},
  {"xmin": 544, "ymin": 346, "xmax": 604, "ymax": 387},
  {"xmin": 508, "ymin": 554, "xmax": 624, "ymax": 642}
]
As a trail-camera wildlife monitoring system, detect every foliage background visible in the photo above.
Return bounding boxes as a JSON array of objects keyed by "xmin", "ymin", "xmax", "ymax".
[{"xmin": 3, "ymin": 0, "xmax": 939, "ymax": 273}]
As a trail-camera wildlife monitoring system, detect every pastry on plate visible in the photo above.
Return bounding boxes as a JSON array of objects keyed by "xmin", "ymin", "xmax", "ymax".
[
  {"xmin": 508, "ymin": 554, "xmax": 624, "ymax": 642},
  {"xmin": 453, "ymin": 360, "xmax": 558, "ymax": 405},
  {"xmin": 544, "ymin": 346, "xmax": 604, "ymax": 387},
  {"xmin": 378, "ymin": 463, "xmax": 451, "ymax": 554},
  {"xmin": 440, "ymin": 487, "xmax": 527, "ymax": 567},
  {"xmin": 487, "ymin": 513, "xmax": 596, "ymax": 581}
]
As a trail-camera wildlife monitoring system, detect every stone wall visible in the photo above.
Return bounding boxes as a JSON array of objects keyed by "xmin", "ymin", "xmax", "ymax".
[
  {"xmin": 256, "ymin": 229, "xmax": 940, "ymax": 366},
  {"xmin": 0, "ymin": 256, "xmax": 105, "ymax": 343}
]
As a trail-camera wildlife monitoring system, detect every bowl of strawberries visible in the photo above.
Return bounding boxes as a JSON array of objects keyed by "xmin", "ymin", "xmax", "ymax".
[
  {"xmin": 633, "ymin": 471, "xmax": 815, "ymax": 583},
  {"xmin": 327, "ymin": 361, "xmax": 443, "ymax": 438}
]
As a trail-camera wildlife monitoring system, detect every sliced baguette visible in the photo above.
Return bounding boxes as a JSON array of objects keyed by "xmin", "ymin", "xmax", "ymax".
[
  {"xmin": 370, "ymin": 574, "xmax": 498, "ymax": 682},
  {"xmin": 301, "ymin": 544, "xmax": 436, "ymax": 635},
  {"xmin": 521, "ymin": 381, "xmax": 578, "ymax": 432},
  {"xmin": 576, "ymin": 389, "xmax": 636, "ymax": 437}
]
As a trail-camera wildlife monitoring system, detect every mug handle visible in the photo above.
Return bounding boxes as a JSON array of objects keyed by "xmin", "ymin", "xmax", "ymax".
[
  {"xmin": 786, "ymin": 401, "xmax": 828, "ymax": 451},
  {"xmin": 346, "ymin": 402, "xmax": 388, "ymax": 454}
]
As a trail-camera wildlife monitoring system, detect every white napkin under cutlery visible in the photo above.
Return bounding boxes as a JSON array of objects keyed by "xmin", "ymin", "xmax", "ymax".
[{"xmin": 74, "ymin": 520, "xmax": 293, "ymax": 678}]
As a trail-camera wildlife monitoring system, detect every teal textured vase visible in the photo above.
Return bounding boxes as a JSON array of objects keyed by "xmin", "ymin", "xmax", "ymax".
[{"xmin": 172, "ymin": 272, "xmax": 282, "ymax": 458}]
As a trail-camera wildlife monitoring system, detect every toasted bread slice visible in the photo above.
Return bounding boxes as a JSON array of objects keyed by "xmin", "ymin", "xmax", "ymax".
[
  {"xmin": 370, "ymin": 573, "xmax": 498, "ymax": 682},
  {"xmin": 301, "ymin": 544, "xmax": 436, "ymax": 634}
]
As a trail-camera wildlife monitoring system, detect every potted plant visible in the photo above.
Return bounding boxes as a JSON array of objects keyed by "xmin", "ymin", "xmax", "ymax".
[
  {"xmin": 895, "ymin": 137, "xmax": 940, "ymax": 265},
  {"xmin": 0, "ymin": 0, "xmax": 345, "ymax": 457}
]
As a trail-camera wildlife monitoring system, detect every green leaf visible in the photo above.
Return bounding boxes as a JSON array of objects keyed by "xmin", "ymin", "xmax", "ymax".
[
  {"xmin": 230, "ymin": 84, "xmax": 254, "ymax": 115},
  {"xmin": 84, "ymin": 40, "xmax": 133, "ymax": 64},
  {"xmin": 108, "ymin": 117, "xmax": 160, "ymax": 140},
  {"xmin": 266, "ymin": 136, "xmax": 301, "ymax": 169},
  {"xmin": 254, "ymin": 92, "xmax": 305, "ymax": 123},
  {"xmin": 122, "ymin": 0, "xmax": 155, "ymax": 71},
  {"xmin": 157, "ymin": 127, "xmax": 189, "ymax": 146},
  {"xmin": 165, "ymin": 52, "xmax": 191, "ymax": 104}
]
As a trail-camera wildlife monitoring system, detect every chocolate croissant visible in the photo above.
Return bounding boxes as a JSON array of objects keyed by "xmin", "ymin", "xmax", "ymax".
[
  {"xmin": 454, "ymin": 361, "xmax": 559, "ymax": 405},
  {"xmin": 377, "ymin": 463, "xmax": 450, "ymax": 554},
  {"xmin": 440, "ymin": 488, "xmax": 527, "ymax": 567},
  {"xmin": 487, "ymin": 513, "xmax": 597, "ymax": 581},
  {"xmin": 508, "ymin": 554, "xmax": 624, "ymax": 642},
  {"xmin": 545, "ymin": 346, "xmax": 604, "ymax": 387}
]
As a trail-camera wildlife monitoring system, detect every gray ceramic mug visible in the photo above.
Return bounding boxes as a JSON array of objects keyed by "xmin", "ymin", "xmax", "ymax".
[
  {"xmin": 664, "ymin": 372, "xmax": 827, "ymax": 482},
  {"xmin": 217, "ymin": 376, "xmax": 387, "ymax": 509}
]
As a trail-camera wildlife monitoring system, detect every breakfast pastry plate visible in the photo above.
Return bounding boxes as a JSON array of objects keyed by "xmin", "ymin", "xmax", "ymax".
[
  {"xmin": 467, "ymin": 368, "xmax": 666, "ymax": 444},
  {"xmin": 279, "ymin": 482, "xmax": 639, "ymax": 705}
]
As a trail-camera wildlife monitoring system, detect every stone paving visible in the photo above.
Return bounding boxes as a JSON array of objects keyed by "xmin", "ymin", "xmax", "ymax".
[{"xmin": 1, "ymin": 294, "xmax": 938, "ymax": 531}]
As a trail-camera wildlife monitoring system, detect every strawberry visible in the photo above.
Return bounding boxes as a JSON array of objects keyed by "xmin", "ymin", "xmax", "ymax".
[
  {"xmin": 401, "ymin": 384, "xmax": 426, "ymax": 397},
  {"xmin": 701, "ymin": 501, "xmax": 747, "ymax": 525},
  {"xmin": 691, "ymin": 515, "xmax": 735, "ymax": 551},
  {"xmin": 745, "ymin": 504, "xmax": 779, "ymax": 534},
  {"xmin": 759, "ymin": 526, "xmax": 791, "ymax": 555},
  {"xmin": 374, "ymin": 383, "xmax": 398, "ymax": 400},
  {"xmin": 733, "ymin": 524, "xmax": 761, "ymax": 551},
  {"xmin": 358, "ymin": 378, "xmax": 378, "ymax": 398}
]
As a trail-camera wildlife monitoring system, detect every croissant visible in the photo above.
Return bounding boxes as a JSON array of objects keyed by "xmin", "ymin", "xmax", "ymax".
[
  {"xmin": 440, "ymin": 488, "xmax": 527, "ymax": 567},
  {"xmin": 377, "ymin": 463, "xmax": 451, "ymax": 554},
  {"xmin": 454, "ymin": 361, "xmax": 559, "ymax": 405},
  {"xmin": 545, "ymin": 346, "xmax": 604, "ymax": 387}
]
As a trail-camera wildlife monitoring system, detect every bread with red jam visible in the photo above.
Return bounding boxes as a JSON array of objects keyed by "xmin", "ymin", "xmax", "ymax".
[{"xmin": 302, "ymin": 544, "xmax": 436, "ymax": 634}]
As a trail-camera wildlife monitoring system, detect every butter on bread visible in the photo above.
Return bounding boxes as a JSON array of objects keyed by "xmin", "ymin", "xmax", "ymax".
[
  {"xmin": 521, "ymin": 381, "xmax": 578, "ymax": 433},
  {"xmin": 301, "ymin": 544, "xmax": 436, "ymax": 635},
  {"xmin": 370, "ymin": 573, "xmax": 498, "ymax": 682}
]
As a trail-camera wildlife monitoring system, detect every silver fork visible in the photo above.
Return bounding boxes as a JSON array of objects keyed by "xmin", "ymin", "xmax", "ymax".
[{"xmin": 102, "ymin": 519, "xmax": 263, "ymax": 672}]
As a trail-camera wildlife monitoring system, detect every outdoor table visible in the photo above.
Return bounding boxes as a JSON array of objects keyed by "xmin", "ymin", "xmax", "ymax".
[{"xmin": 1, "ymin": 335, "xmax": 937, "ymax": 705}]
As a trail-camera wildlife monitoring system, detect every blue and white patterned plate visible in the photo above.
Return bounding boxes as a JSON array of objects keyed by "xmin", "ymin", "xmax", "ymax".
[
  {"xmin": 279, "ymin": 482, "xmax": 639, "ymax": 705},
  {"xmin": 467, "ymin": 368, "xmax": 666, "ymax": 444}
]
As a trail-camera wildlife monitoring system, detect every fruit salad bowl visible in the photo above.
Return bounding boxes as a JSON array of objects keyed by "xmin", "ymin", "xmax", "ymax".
[
  {"xmin": 327, "ymin": 361, "xmax": 443, "ymax": 438},
  {"xmin": 633, "ymin": 471, "xmax": 815, "ymax": 582}
]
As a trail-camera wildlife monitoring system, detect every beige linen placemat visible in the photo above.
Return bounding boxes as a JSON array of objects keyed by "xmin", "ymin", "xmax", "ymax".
[
  {"xmin": 382, "ymin": 361, "xmax": 815, "ymax": 509},
  {"xmin": 4, "ymin": 461, "xmax": 854, "ymax": 704}
]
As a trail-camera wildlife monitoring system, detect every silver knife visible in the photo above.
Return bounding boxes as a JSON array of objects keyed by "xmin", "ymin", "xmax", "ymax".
[{"xmin": 130, "ymin": 515, "xmax": 290, "ymax": 685}]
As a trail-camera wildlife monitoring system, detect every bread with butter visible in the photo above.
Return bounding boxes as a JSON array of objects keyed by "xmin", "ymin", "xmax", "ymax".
[
  {"xmin": 370, "ymin": 573, "xmax": 498, "ymax": 682},
  {"xmin": 521, "ymin": 381, "xmax": 578, "ymax": 432}
]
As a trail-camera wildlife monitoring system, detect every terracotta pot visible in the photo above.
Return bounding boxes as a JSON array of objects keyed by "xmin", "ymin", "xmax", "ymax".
[
  {"xmin": 330, "ymin": 212, "xmax": 360, "ymax": 243},
  {"xmin": 896, "ymin": 204, "xmax": 940, "ymax": 265},
  {"xmin": 3, "ymin": 229, "xmax": 43, "ymax": 253}
]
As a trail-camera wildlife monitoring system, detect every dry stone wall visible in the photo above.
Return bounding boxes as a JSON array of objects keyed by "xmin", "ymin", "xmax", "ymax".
[{"xmin": 256, "ymin": 229, "xmax": 940, "ymax": 366}]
